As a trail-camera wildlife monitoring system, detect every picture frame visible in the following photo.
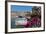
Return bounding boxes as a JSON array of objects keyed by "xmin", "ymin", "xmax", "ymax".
[{"xmin": 5, "ymin": 1, "xmax": 45, "ymax": 33}]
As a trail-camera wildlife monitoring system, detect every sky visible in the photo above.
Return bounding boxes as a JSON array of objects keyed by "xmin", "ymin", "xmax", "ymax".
[{"xmin": 11, "ymin": 5, "xmax": 32, "ymax": 12}]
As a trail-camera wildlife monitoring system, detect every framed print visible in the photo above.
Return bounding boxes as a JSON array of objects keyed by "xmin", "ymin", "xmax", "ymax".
[{"xmin": 5, "ymin": 1, "xmax": 45, "ymax": 33}]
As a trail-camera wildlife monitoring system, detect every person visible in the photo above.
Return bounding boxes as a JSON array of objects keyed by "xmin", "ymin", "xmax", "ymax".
[
  {"xmin": 24, "ymin": 14, "xmax": 32, "ymax": 27},
  {"xmin": 31, "ymin": 12, "xmax": 41, "ymax": 27},
  {"xmin": 24, "ymin": 11, "xmax": 41, "ymax": 27}
]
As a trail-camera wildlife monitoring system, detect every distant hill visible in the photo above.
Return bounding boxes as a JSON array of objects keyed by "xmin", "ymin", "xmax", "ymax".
[{"xmin": 11, "ymin": 11, "xmax": 32, "ymax": 13}]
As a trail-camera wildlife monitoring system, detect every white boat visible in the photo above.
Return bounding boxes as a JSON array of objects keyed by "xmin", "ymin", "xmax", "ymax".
[{"xmin": 15, "ymin": 18, "xmax": 27, "ymax": 25}]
